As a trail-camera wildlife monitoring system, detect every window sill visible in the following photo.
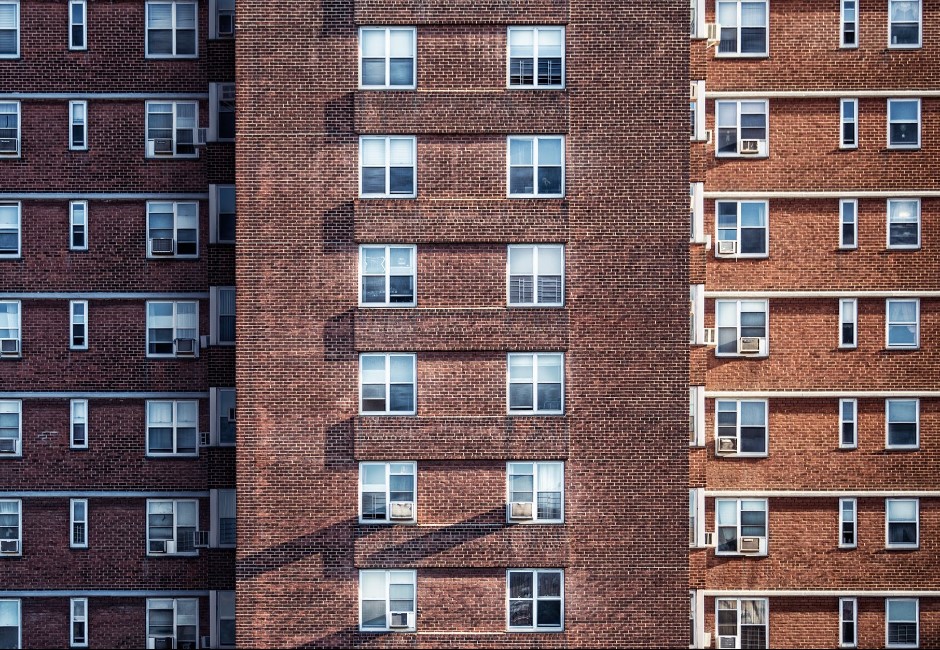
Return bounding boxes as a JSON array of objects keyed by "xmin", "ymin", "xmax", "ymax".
[
  {"xmin": 885, "ymin": 446, "xmax": 920, "ymax": 451},
  {"xmin": 506, "ymin": 85, "xmax": 566, "ymax": 91},
  {"xmin": 884, "ymin": 347, "xmax": 920, "ymax": 351},
  {"xmin": 146, "ymin": 552, "xmax": 200, "ymax": 558},
  {"xmin": 507, "ymin": 628, "xmax": 564, "ymax": 634},
  {"xmin": 359, "ymin": 412, "xmax": 417, "ymax": 417},
  {"xmin": 715, "ymin": 154, "xmax": 769, "ymax": 160},
  {"xmin": 144, "ymin": 54, "xmax": 200, "ymax": 60},
  {"xmin": 507, "ymin": 194, "xmax": 566, "ymax": 200},
  {"xmin": 886, "ymin": 246, "xmax": 921, "ymax": 251},
  {"xmin": 145, "ymin": 156, "xmax": 200, "ymax": 161},
  {"xmin": 714, "ymin": 53, "xmax": 770, "ymax": 59},
  {"xmin": 884, "ymin": 545, "xmax": 919, "ymax": 551},
  {"xmin": 508, "ymin": 411, "xmax": 565, "ymax": 416},
  {"xmin": 507, "ymin": 303, "xmax": 565, "ymax": 309},
  {"xmin": 358, "ymin": 303, "xmax": 417, "ymax": 309},
  {"xmin": 714, "ymin": 354, "xmax": 769, "ymax": 359},
  {"xmin": 714, "ymin": 254, "xmax": 768, "ymax": 260},
  {"xmin": 146, "ymin": 454, "xmax": 200, "ymax": 459},
  {"xmin": 359, "ymin": 85, "xmax": 418, "ymax": 91},
  {"xmin": 886, "ymin": 145, "xmax": 921, "ymax": 151}
]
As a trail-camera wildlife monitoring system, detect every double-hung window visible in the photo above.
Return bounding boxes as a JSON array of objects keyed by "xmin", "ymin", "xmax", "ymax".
[
  {"xmin": 359, "ymin": 570, "xmax": 416, "ymax": 632},
  {"xmin": 70, "ymin": 498, "xmax": 88, "ymax": 548},
  {"xmin": 210, "ymin": 185, "xmax": 236, "ymax": 244},
  {"xmin": 211, "ymin": 387, "xmax": 236, "ymax": 446},
  {"xmin": 507, "ymin": 26, "xmax": 564, "ymax": 88},
  {"xmin": 0, "ymin": 1, "xmax": 17, "ymax": 58},
  {"xmin": 359, "ymin": 136, "xmax": 416, "ymax": 198},
  {"xmin": 210, "ymin": 286, "xmax": 235, "ymax": 345},
  {"xmin": 359, "ymin": 353, "xmax": 416, "ymax": 415},
  {"xmin": 146, "ymin": 301, "xmax": 199, "ymax": 358},
  {"xmin": 147, "ymin": 499, "xmax": 198, "ymax": 555},
  {"xmin": 840, "ymin": 598, "xmax": 857, "ymax": 647},
  {"xmin": 146, "ymin": 101, "xmax": 198, "ymax": 158},
  {"xmin": 839, "ymin": 199, "xmax": 857, "ymax": 249},
  {"xmin": 690, "ymin": 386, "xmax": 705, "ymax": 446},
  {"xmin": 70, "ymin": 399, "xmax": 88, "ymax": 448},
  {"xmin": 145, "ymin": 0, "xmax": 197, "ymax": 57},
  {"xmin": 507, "ymin": 462, "xmax": 563, "ymax": 523},
  {"xmin": 215, "ymin": 489, "xmax": 236, "ymax": 547},
  {"xmin": 715, "ymin": 200, "xmax": 768, "ymax": 257},
  {"xmin": 839, "ymin": 498, "xmax": 857, "ymax": 548},
  {"xmin": 886, "ymin": 499, "xmax": 919, "ymax": 549},
  {"xmin": 69, "ymin": 0, "xmax": 86, "ymax": 50},
  {"xmin": 359, "ymin": 462, "xmax": 416, "ymax": 524},
  {"xmin": 70, "ymin": 597, "xmax": 88, "ymax": 647},
  {"xmin": 70, "ymin": 201, "xmax": 88, "ymax": 251},
  {"xmin": 888, "ymin": 0, "xmax": 921, "ymax": 48},
  {"xmin": 840, "ymin": 99, "xmax": 858, "ymax": 148},
  {"xmin": 0, "ymin": 600, "xmax": 20, "ymax": 649},
  {"xmin": 69, "ymin": 100, "xmax": 87, "ymax": 150},
  {"xmin": 0, "ymin": 301, "xmax": 20, "ymax": 357},
  {"xmin": 147, "ymin": 201, "xmax": 198, "ymax": 258},
  {"xmin": 716, "ymin": 300, "xmax": 768, "ymax": 357},
  {"xmin": 507, "ymin": 569, "xmax": 564, "ymax": 632},
  {"xmin": 690, "ymin": 81, "xmax": 706, "ymax": 141},
  {"xmin": 507, "ymin": 353, "xmax": 563, "ymax": 415},
  {"xmin": 359, "ymin": 245, "xmax": 416, "ymax": 307},
  {"xmin": 70, "ymin": 300, "xmax": 88, "ymax": 350},
  {"xmin": 691, "ymin": 0, "xmax": 706, "ymax": 37},
  {"xmin": 839, "ymin": 299, "xmax": 857, "ymax": 348},
  {"xmin": 716, "ymin": 498, "xmax": 767, "ymax": 556},
  {"xmin": 887, "ymin": 199, "xmax": 920, "ymax": 249},
  {"xmin": 888, "ymin": 99, "xmax": 920, "ymax": 149},
  {"xmin": 216, "ymin": 591, "xmax": 235, "ymax": 648},
  {"xmin": 841, "ymin": 1, "xmax": 858, "ymax": 47},
  {"xmin": 690, "ymin": 488, "xmax": 704, "ymax": 546},
  {"xmin": 359, "ymin": 27, "xmax": 416, "ymax": 89},
  {"xmin": 507, "ymin": 245, "xmax": 564, "ymax": 306},
  {"xmin": 0, "ymin": 102, "xmax": 18, "ymax": 156},
  {"xmin": 209, "ymin": 0, "xmax": 234, "ymax": 38},
  {"xmin": 210, "ymin": 83, "xmax": 235, "ymax": 141},
  {"xmin": 716, "ymin": 100, "xmax": 768, "ymax": 157},
  {"xmin": 886, "ymin": 399, "xmax": 918, "ymax": 449},
  {"xmin": 0, "ymin": 203, "xmax": 17, "ymax": 257},
  {"xmin": 146, "ymin": 400, "xmax": 198, "ymax": 457},
  {"xmin": 715, "ymin": 399, "xmax": 768, "ymax": 456},
  {"xmin": 0, "ymin": 401, "xmax": 20, "ymax": 456},
  {"xmin": 716, "ymin": 598, "xmax": 768, "ymax": 649},
  {"xmin": 717, "ymin": 0, "xmax": 768, "ymax": 56},
  {"xmin": 690, "ymin": 183, "xmax": 705, "ymax": 243},
  {"xmin": 840, "ymin": 399, "xmax": 857, "ymax": 449},
  {"xmin": 147, "ymin": 598, "xmax": 198, "ymax": 648},
  {"xmin": 886, "ymin": 599, "xmax": 919, "ymax": 647},
  {"xmin": 690, "ymin": 286, "xmax": 705, "ymax": 345},
  {"xmin": 0, "ymin": 500, "xmax": 20, "ymax": 555},
  {"xmin": 886, "ymin": 299, "xmax": 919, "ymax": 349},
  {"xmin": 507, "ymin": 136, "xmax": 564, "ymax": 197}
]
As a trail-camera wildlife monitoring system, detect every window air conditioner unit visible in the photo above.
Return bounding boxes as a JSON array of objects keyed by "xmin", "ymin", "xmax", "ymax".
[
  {"xmin": 509, "ymin": 501, "xmax": 534, "ymax": 520},
  {"xmin": 389, "ymin": 501, "xmax": 414, "ymax": 520},
  {"xmin": 738, "ymin": 139, "xmax": 761, "ymax": 155},
  {"xmin": 148, "ymin": 138, "xmax": 174, "ymax": 157},
  {"xmin": 738, "ymin": 337, "xmax": 763, "ymax": 354},
  {"xmin": 0, "ymin": 137, "xmax": 18, "ymax": 154},
  {"xmin": 193, "ymin": 530, "xmax": 209, "ymax": 548},
  {"xmin": 149, "ymin": 540, "xmax": 168, "ymax": 554},
  {"xmin": 703, "ymin": 632, "xmax": 713, "ymax": 648},
  {"xmin": 716, "ymin": 437, "xmax": 738, "ymax": 455},
  {"xmin": 175, "ymin": 338, "xmax": 197, "ymax": 356},
  {"xmin": 704, "ymin": 531, "xmax": 715, "ymax": 547},
  {"xmin": 147, "ymin": 638, "xmax": 175, "ymax": 650},
  {"xmin": 389, "ymin": 611, "xmax": 413, "ymax": 628},
  {"xmin": 0, "ymin": 439, "xmax": 16, "ymax": 454},
  {"xmin": 717, "ymin": 240, "xmax": 736, "ymax": 255},
  {"xmin": 227, "ymin": 407, "xmax": 236, "ymax": 424},
  {"xmin": 0, "ymin": 338, "xmax": 19, "ymax": 356},
  {"xmin": 150, "ymin": 237, "xmax": 175, "ymax": 255},
  {"xmin": 218, "ymin": 14, "xmax": 235, "ymax": 37},
  {"xmin": 718, "ymin": 635, "xmax": 738, "ymax": 649},
  {"xmin": 195, "ymin": 128, "xmax": 208, "ymax": 146},
  {"xmin": 739, "ymin": 536, "xmax": 762, "ymax": 553},
  {"xmin": 0, "ymin": 539, "xmax": 19, "ymax": 553},
  {"xmin": 705, "ymin": 23, "xmax": 721, "ymax": 46},
  {"xmin": 703, "ymin": 328, "xmax": 717, "ymax": 346}
]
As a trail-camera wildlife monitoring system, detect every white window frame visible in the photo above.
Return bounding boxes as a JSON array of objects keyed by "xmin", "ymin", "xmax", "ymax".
[
  {"xmin": 887, "ymin": 98, "xmax": 921, "ymax": 149},
  {"xmin": 210, "ymin": 488, "xmax": 236, "ymax": 548},
  {"xmin": 886, "ymin": 598, "xmax": 919, "ymax": 648},
  {"xmin": 507, "ymin": 352, "xmax": 565, "ymax": 415},
  {"xmin": 358, "ymin": 244, "xmax": 417, "ymax": 308},
  {"xmin": 886, "ymin": 498, "xmax": 919, "ymax": 550},
  {"xmin": 70, "ymin": 597, "xmax": 88, "ymax": 647},
  {"xmin": 690, "ymin": 80, "xmax": 706, "ymax": 141},
  {"xmin": 839, "ymin": 298, "xmax": 857, "ymax": 349},
  {"xmin": 691, "ymin": 0, "xmax": 706, "ymax": 38},
  {"xmin": 506, "ymin": 461, "xmax": 564, "ymax": 524},
  {"xmin": 840, "ymin": 0, "xmax": 858, "ymax": 48},
  {"xmin": 0, "ymin": 300, "xmax": 21, "ymax": 358},
  {"xmin": 888, "ymin": 0, "xmax": 921, "ymax": 49},
  {"xmin": 144, "ymin": 0, "xmax": 198, "ymax": 58},
  {"xmin": 68, "ymin": 100, "xmax": 87, "ymax": 150},
  {"xmin": 0, "ymin": 400, "xmax": 21, "ymax": 458},
  {"xmin": 208, "ymin": 0, "xmax": 235, "ymax": 39},
  {"xmin": 0, "ymin": 102, "xmax": 20, "ymax": 157},
  {"xmin": 70, "ymin": 498, "xmax": 88, "ymax": 549},
  {"xmin": 70, "ymin": 398, "xmax": 88, "ymax": 449},
  {"xmin": 885, "ymin": 298, "xmax": 919, "ymax": 349},
  {"xmin": 506, "ymin": 135, "xmax": 565, "ymax": 198},
  {"xmin": 358, "ymin": 569, "xmax": 417, "ymax": 632},
  {"xmin": 358, "ymin": 461, "xmax": 417, "ymax": 525},
  {"xmin": 506, "ymin": 244, "xmax": 565, "ymax": 307},
  {"xmin": 839, "ymin": 498, "xmax": 857, "ymax": 549},
  {"xmin": 0, "ymin": 499, "xmax": 21, "ymax": 556},
  {"xmin": 0, "ymin": 1, "xmax": 17, "ymax": 58},
  {"xmin": 506, "ymin": 26, "xmax": 565, "ymax": 90},
  {"xmin": 716, "ymin": 598, "xmax": 769, "ymax": 649},
  {"xmin": 146, "ymin": 201, "xmax": 199, "ymax": 259},
  {"xmin": 145, "ymin": 300, "xmax": 200, "ymax": 359},
  {"xmin": 359, "ymin": 353, "xmax": 417, "ymax": 416},
  {"xmin": 146, "ymin": 400, "xmax": 199, "ymax": 458},
  {"xmin": 145, "ymin": 100, "xmax": 199, "ymax": 159},
  {"xmin": 0, "ymin": 600, "xmax": 20, "ymax": 650},
  {"xmin": 689, "ymin": 488, "xmax": 706, "ymax": 547},
  {"xmin": 0, "ymin": 202, "xmax": 20, "ymax": 258},
  {"xmin": 209, "ymin": 387, "xmax": 236, "ymax": 447},
  {"xmin": 839, "ymin": 198, "xmax": 857, "ymax": 249},
  {"xmin": 69, "ymin": 200, "xmax": 88, "ymax": 251},
  {"xmin": 886, "ymin": 398, "xmax": 919, "ymax": 449},
  {"xmin": 886, "ymin": 199, "xmax": 921, "ymax": 249},
  {"xmin": 210, "ymin": 286, "xmax": 235, "ymax": 346},
  {"xmin": 715, "ymin": 99, "xmax": 768, "ymax": 158},
  {"xmin": 68, "ymin": 0, "xmax": 86, "ymax": 50},
  {"xmin": 208, "ymin": 82, "xmax": 235, "ymax": 142},
  {"xmin": 690, "ymin": 182, "xmax": 705, "ymax": 243},
  {"xmin": 690, "ymin": 386, "xmax": 705, "ymax": 446},
  {"xmin": 715, "ymin": 399, "xmax": 768, "ymax": 457},
  {"xmin": 715, "ymin": 498, "xmax": 768, "ymax": 556},
  {"xmin": 69, "ymin": 300, "xmax": 88, "ymax": 351},
  {"xmin": 715, "ymin": 0, "xmax": 769, "ymax": 57},
  {"xmin": 358, "ymin": 136, "xmax": 417, "ymax": 198},
  {"xmin": 359, "ymin": 26, "xmax": 417, "ymax": 90},
  {"xmin": 209, "ymin": 184, "xmax": 236, "ymax": 244},
  {"xmin": 506, "ymin": 569, "xmax": 564, "ymax": 632},
  {"xmin": 714, "ymin": 200, "xmax": 769, "ymax": 258},
  {"xmin": 840, "ymin": 398, "xmax": 857, "ymax": 449},
  {"xmin": 715, "ymin": 299, "xmax": 769, "ymax": 358},
  {"xmin": 690, "ymin": 285, "xmax": 705, "ymax": 345},
  {"xmin": 146, "ymin": 598, "xmax": 199, "ymax": 648},
  {"xmin": 840, "ymin": 98, "xmax": 858, "ymax": 149},
  {"xmin": 146, "ymin": 499, "xmax": 200, "ymax": 556},
  {"xmin": 840, "ymin": 597, "xmax": 857, "ymax": 647}
]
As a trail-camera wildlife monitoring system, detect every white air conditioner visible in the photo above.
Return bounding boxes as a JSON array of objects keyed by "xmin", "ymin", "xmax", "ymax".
[
  {"xmin": 165, "ymin": 540, "xmax": 176, "ymax": 554},
  {"xmin": 0, "ymin": 338, "xmax": 19, "ymax": 356},
  {"xmin": 0, "ymin": 539, "xmax": 19, "ymax": 554},
  {"xmin": 738, "ymin": 139, "xmax": 761, "ymax": 155},
  {"xmin": 0, "ymin": 439, "xmax": 16, "ymax": 454},
  {"xmin": 147, "ymin": 138, "xmax": 174, "ymax": 157},
  {"xmin": 716, "ymin": 240, "xmax": 736, "ymax": 255},
  {"xmin": 738, "ymin": 336, "xmax": 764, "ymax": 354},
  {"xmin": 703, "ymin": 328, "xmax": 717, "ymax": 346},
  {"xmin": 389, "ymin": 501, "xmax": 414, "ymax": 520},
  {"xmin": 704, "ymin": 531, "xmax": 715, "ymax": 547},
  {"xmin": 509, "ymin": 501, "xmax": 534, "ymax": 520},
  {"xmin": 389, "ymin": 611, "xmax": 413, "ymax": 629},
  {"xmin": 147, "ymin": 638, "xmax": 175, "ymax": 650},
  {"xmin": 704, "ymin": 128, "xmax": 713, "ymax": 144},
  {"xmin": 703, "ymin": 632, "xmax": 713, "ymax": 648},
  {"xmin": 150, "ymin": 237, "xmax": 175, "ymax": 255},
  {"xmin": 706, "ymin": 23, "xmax": 721, "ymax": 46},
  {"xmin": 196, "ymin": 128, "xmax": 208, "ymax": 146},
  {"xmin": 718, "ymin": 635, "xmax": 738, "ymax": 649},
  {"xmin": 175, "ymin": 338, "xmax": 197, "ymax": 356},
  {"xmin": 200, "ymin": 334, "xmax": 210, "ymax": 348},
  {"xmin": 199, "ymin": 431, "xmax": 211, "ymax": 447},
  {"xmin": 0, "ymin": 137, "xmax": 18, "ymax": 155},
  {"xmin": 193, "ymin": 530, "xmax": 209, "ymax": 548},
  {"xmin": 739, "ymin": 536, "xmax": 763, "ymax": 554},
  {"xmin": 716, "ymin": 437, "xmax": 738, "ymax": 455}
]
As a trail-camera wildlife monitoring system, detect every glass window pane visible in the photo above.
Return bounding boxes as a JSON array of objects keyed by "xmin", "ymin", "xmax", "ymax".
[
  {"xmin": 389, "ymin": 139, "xmax": 413, "ymax": 166},
  {"xmin": 509, "ymin": 572, "xmax": 532, "ymax": 598},
  {"xmin": 537, "ymin": 247, "xmax": 562, "ymax": 275},
  {"xmin": 537, "ymin": 571, "xmax": 561, "ymax": 597},
  {"xmin": 389, "ymin": 29, "xmax": 413, "ymax": 57},
  {"xmin": 537, "ymin": 138, "xmax": 562, "ymax": 165},
  {"xmin": 389, "ymin": 355, "xmax": 413, "ymax": 382},
  {"xmin": 361, "ymin": 139, "xmax": 385, "ymax": 167},
  {"xmin": 509, "ymin": 29, "xmax": 534, "ymax": 58},
  {"xmin": 537, "ymin": 600, "xmax": 561, "ymax": 626},
  {"xmin": 509, "ymin": 139, "xmax": 533, "ymax": 166}
]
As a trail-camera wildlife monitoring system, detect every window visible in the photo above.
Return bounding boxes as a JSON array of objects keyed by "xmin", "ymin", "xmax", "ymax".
[
  {"xmin": 210, "ymin": 185, "xmax": 236, "ymax": 244},
  {"xmin": 507, "ymin": 136, "xmax": 564, "ymax": 198},
  {"xmin": 840, "ymin": 598, "xmax": 857, "ymax": 647},
  {"xmin": 147, "ymin": 201, "xmax": 198, "ymax": 258},
  {"xmin": 0, "ymin": 102, "xmax": 18, "ymax": 156},
  {"xmin": 69, "ymin": 0, "xmax": 86, "ymax": 50},
  {"xmin": 70, "ymin": 598, "xmax": 87, "ymax": 647},
  {"xmin": 507, "ymin": 462, "xmax": 563, "ymax": 523},
  {"xmin": 840, "ymin": 399, "xmax": 857, "ymax": 449},
  {"xmin": 216, "ymin": 489, "xmax": 235, "ymax": 547},
  {"xmin": 886, "ymin": 498, "xmax": 919, "ymax": 549},
  {"xmin": 359, "ymin": 136, "xmax": 416, "ymax": 198},
  {"xmin": 210, "ymin": 286, "xmax": 235, "ymax": 345},
  {"xmin": 0, "ymin": 500, "xmax": 20, "ymax": 556},
  {"xmin": 888, "ymin": 99, "xmax": 920, "ymax": 149},
  {"xmin": 210, "ymin": 0, "xmax": 234, "ymax": 38},
  {"xmin": 690, "ymin": 81, "xmax": 706, "ymax": 141},
  {"xmin": 839, "ymin": 298, "xmax": 856, "ymax": 348},
  {"xmin": 0, "ymin": 401, "xmax": 20, "ymax": 456},
  {"xmin": 716, "ymin": 100, "xmax": 768, "ymax": 157},
  {"xmin": 70, "ymin": 499, "xmax": 88, "ymax": 548},
  {"xmin": 507, "ymin": 352, "xmax": 564, "ymax": 415},
  {"xmin": 359, "ymin": 245, "xmax": 416, "ymax": 307},
  {"xmin": 70, "ymin": 399, "xmax": 88, "ymax": 448},
  {"xmin": 887, "ymin": 199, "xmax": 920, "ymax": 249},
  {"xmin": 689, "ymin": 488, "xmax": 705, "ymax": 547},
  {"xmin": 211, "ymin": 387, "xmax": 236, "ymax": 446},
  {"xmin": 886, "ymin": 599, "xmax": 919, "ymax": 647},
  {"xmin": 359, "ymin": 353, "xmax": 416, "ymax": 415},
  {"xmin": 716, "ymin": 498, "xmax": 767, "ymax": 555},
  {"xmin": 507, "ymin": 569, "xmax": 564, "ymax": 631},
  {"xmin": 690, "ymin": 285, "xmax": 705, "ymax": 345},
  {"xmin": 0, "ymin": 301, "xmax": 20, "ymax": 357},
  {"xmin": 716, "ymin": 300, "xmax": 768, "ymax": 357},
  {"xmin": 69, "ymin": 100, "xmax": 87, "ymax": 150},
  {"xmin": 717, "ymin": 0, "xmax": 768, "ymax": 56},
  {"xmin": 217, "ymin": 591, "xmax": 235, "ymax": 647},
  {"xmin": 507, "ymin": 27, "xmax": 564, "ymax": 88},
  {"xmin": 839, "ymin": 498, "xmax": 857, "ymax": 548},
  {"xmin": 147, "ymin": 598, "xmax": 198, "ymax": 648},
  {"xmin": 886, "ymin": 399, "xmax": 919, "ymax": 449},
  {"xmin": 717, "ymin": 598, "xmax": 768, "ymax": 649},
  {"xmin": 841, "ymin": 1, "xmax": 857, "ymax": 47},
  {"xmin": 507, "ymin": 245, "xmax": 564, "ymax": 306},
  {"xmin": 359, "ymin": 27, "xmax": 415, "ymax": 89},
  {"xmin": 840, "ymin": 99, "xmax": 857, "ymax": 148},
  {"xmin": 146, "ymin": 101, "xmax": 198, "ymax": 158},
  {"xmin": 145, "ymin": 1, "xmax": 197, "ymax": 57},
  {"xmin": 359, "ymin": 570, "xmax": 416, "ymax": 632},
  {"xmin": 147, "ymin": 500, "xmax": 199, "ymax": 555},
  {"xmin": 839, "ymin": 199, "xmax": 857, "ymax": 249},
  {"xmin": 146, "ymin": 301, "xmax": 199, "ymax": 358},
  {"xmin": 716, "ymin": 399, "xmax": 768, "ymax": 456},
  {"xmin": 888, "ymin": 0, "xmax": 921, "ymax": 48},
  {"xmin": 210, "ymin": 82, "xmax": 235, "ymax": 141},
  {"xmin": 0, "ymin": 202, "xmax": 17, "ymax": 257},
  {"xmin": 715, "ymin": 200, "xmax": 768, "ymax": 257},
  {"xmin": 690, "ymin": 386, "xmax": 705, "ymax": 446},
  {"xmin": 146, "ymin": 400, "xmax": 198, "ymax": 457},
  {"xmin": 690, "ymin": 182, "xmax": 705, "ymax": 243},
  {"xmin": 70, "ymin": 201, "xmax": 88, "ymax": 251},
  {"xmin": 70, "ymin": 300, "xmax": 88, "ymax": 350},
  {"xmin": 0, "ymin": 600, "xmax": 19, "ymax": 649},
  {"xmin": 359, "ymin": 462, "xmax": 416, "ymax": 524},
  {"xmin": 886, "ymin": 299, "xmax": 919, "ymax": 349},
  {"xmin": 691, "ymin": 0, "xmax": 705, "ymax": 37},
  {"xmin": 0, "ymin": 1, "xmax": 17, "ymax": 57}
]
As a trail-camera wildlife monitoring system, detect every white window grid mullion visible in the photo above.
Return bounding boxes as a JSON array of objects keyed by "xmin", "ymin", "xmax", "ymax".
[
  {"xmin": 384, "ymin": 137, "xmax": 391, "ymax": 196},
  {"xmin": 384, "ymin": 246, "xmax": 391, "ymax": 306},
  {"xmin": 384, "ymin": 29, "xmax": 391, "ymax": 88},
  {"xmin": 170, "ymin": 2, "xmax": 178, "ymax": 56},
  {"xmin": 384, "ymin": 354, "xmax": 391, "ymax": 414},
  {"xmin": 840, "ymin": 597, "xmax": 857, "ymax": 647}
]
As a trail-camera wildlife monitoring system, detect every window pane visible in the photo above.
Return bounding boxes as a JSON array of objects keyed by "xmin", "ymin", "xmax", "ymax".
[
  {"xmin": 509, "ymin": 601, "xmax": 533, "ymax": 627},
  {"xmin": 389, "ymin": 356, "xmax": 413, "ymax": 383},
  {"xmin": 389, "ymin": 29, "xmax": 413, "ymax": 57},
  {"xmin": 389, "ymin": 139, "xmax": 413, "ymax": 166},
  {"xmin": 537, "ymin": 138, "xmax": 562, "ymax": 166},
  {"xmin": 537, "ymin": 600, "xmax": 561, "ymax": 626},
  {"xmin": 509, "ymin": 572, "xmax": 532, "ymax": 599},
  {"xmin": 509, "ymin": 29, "xmax": 534, "ymax": 58},
  {"xmin": 509, "ymin": 139, "xmax": 533, "ymax": 166},
  {"xmin": 361, "ymin": 601, "xmax": 386, "ymax": 627},
  {"xmin": 509, "ymin": 247, "xmax": 534, "ymax": 275},
  {"xmin": 537, "ymin": 571, "xmax": 561, "ymax": 597},
  {"xmin": 361, "ymin": 139, "xmax": 385, "ymax": 166},
  {"xmin": 361, "ymin": 30, "xmax": 385, "ymax": 58}
]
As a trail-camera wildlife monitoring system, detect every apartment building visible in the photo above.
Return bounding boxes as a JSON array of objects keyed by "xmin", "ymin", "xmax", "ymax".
[
  {"xmin": 0, "ymin": 1, "xmax": 236, "ymax": 648},
  {"xmin": 235, "ymin": 0, "xmax": 689, "ymax": 647},
  {"xmin": 690, "ymin": 1, "xmax": 940, "ymax": 648}
]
